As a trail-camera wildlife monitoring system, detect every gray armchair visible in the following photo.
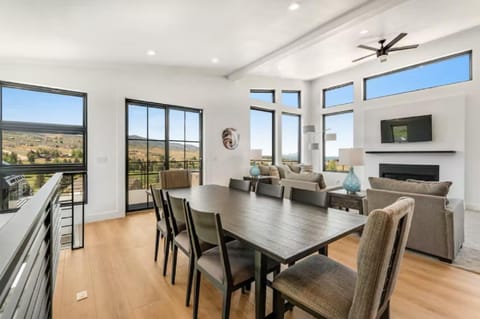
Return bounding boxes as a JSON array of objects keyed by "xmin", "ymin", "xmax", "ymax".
[{"xmin": 363, "ymin": 188, "xmax": 464, "ymax": 262}]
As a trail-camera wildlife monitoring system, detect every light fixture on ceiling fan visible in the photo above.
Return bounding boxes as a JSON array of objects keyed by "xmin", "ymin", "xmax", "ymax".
[{"xmin": 353, "ymin": 33, "xmax": 419, "ymax": 63}]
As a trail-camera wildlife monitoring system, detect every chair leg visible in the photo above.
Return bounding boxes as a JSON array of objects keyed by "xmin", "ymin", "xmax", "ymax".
[
  {"xmin": 162, "ymin": 237, "xmax": 170, "ymax": 277},
  {"xmin": 185, "ymin": 255, "xmax": 194, "ymax": 306},
  {"xmin": 193, "ymin": 270, "xmax": 201, "ymax": 319},
  {"xmin": 171, "ymin": 245, "xmax": 178, "ymax": 285},
  {"xmin": 273, "ymin": 289, "xmax": 285, "ymax": 319},
  {"xmin": 379, "ymin": 302, "xmax": 390, "ymax": 319},
  {"xmin": 222, "ymin": 290, "xmax": 232, "ymax": 319},
  {"xmin": 318, "ymin": 245, "xmax": 329, "ymax": 256},
  {"xmin": 154, "ymin": 230, "xmax": 160, "ymax": 262}
]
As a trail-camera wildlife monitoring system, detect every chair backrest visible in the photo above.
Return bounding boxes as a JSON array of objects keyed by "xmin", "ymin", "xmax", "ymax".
[
  {"xmin": 185, "ymin": 203, "xmax": 232, "ymax": 284},
  {"xmin": 151, "ymin": 186, "xmax": 173, "ymax": 233},
  {"xmin": 229, "ymin": 178, "xmax": 251, "ymax": 192},
  {"xmin": 348, "ymin": 197, "xmax": 414, "ymax": 319},
  {"xmin": 256, "ymin": 183, "xmax": 284, "ymax": 199},
  {"xmin": 290, "ymin": 188, "xmax": 327, "ymax": 208},
  {"xmin": 159, "ymin": 170, "xmax": 191, "ymax": 189},
  {"xmin": 166, "ymin": 192, "xmax": 187, "ymax": 236}
]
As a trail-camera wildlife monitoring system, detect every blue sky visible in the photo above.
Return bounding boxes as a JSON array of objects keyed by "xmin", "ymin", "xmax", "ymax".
[
  {"xmin": 324, "ymin": 112, "xmax": 353, "ymax": 158},
  {"xmin": 2, "ymin": 87, "xmax": 83, "ymax": 125},
  {"xmin": 282, "ymin": 114, "xmax": 299, "ymax": 157},
  {"xmin": 250, "ymin": 109, "xmax": 273, "ymax": 157}
]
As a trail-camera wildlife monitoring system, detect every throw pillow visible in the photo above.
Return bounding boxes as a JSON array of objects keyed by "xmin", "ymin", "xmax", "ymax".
[
  {"xmin": 300, "ymin": 164, "xmax": 313, "ymax": 173},
  {"xmin": 287, "ymin": 163, "xmax": 302, "ymax": 173},
  {"xmin": 258, "ymin": 165, "xmax": 270, "ymax": 176},
  {"xmin": 275, "ymin": 164, "xmax": 291, "ymax": 179},
  {"xmin": 269, "ymin": 166, "xmax": 280, "ymax": 184},
  {"xmin": 369, "ymin": 177, "xmax": 452, "ymax": 197}
]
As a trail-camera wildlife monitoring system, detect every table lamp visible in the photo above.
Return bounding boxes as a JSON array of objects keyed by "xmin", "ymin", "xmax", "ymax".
[
  {"xmin": 249, "ymin": 149, "xmax": 263, "ymax": 176},
  {"xmin": 338, "ymin": 148, "xmax": 364, "ymax": 193}
]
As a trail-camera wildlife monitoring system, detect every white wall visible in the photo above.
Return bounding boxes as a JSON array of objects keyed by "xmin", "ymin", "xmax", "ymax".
[
  {"xmin": 308, "ymin": 26, "xmax": 480, "ymax": 209},
  {"xmin": 0, "ymin": 62, "xmax": 308, "ymax": 222}
]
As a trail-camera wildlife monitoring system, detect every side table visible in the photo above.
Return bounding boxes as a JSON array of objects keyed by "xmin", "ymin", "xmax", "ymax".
[{"xmin": 328, "ymin": 189, "xmax": 366, "ymax": 215}]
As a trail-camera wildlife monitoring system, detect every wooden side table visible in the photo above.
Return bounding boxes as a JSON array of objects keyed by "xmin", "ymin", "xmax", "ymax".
[{"xmin": 328, "ymin": 189, "xmax": 366, "ymax": 215}]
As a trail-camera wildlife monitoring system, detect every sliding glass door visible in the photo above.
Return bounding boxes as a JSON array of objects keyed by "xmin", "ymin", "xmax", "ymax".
[{"xmin": 126, "ymin": 100, "xmax": 202, "ymax": 212}]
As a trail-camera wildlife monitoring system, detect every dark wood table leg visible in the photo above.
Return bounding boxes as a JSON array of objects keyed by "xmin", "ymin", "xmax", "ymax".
[{"xmin": 255, "ymin": 250, "xmax": 267, "ymax": 319}]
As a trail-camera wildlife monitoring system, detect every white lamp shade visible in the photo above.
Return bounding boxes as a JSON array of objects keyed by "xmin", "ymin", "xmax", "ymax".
[
  {"xmin": 338, "ymin": 148, "xmax": 364, "ymax": 166},
  {"xmin": 303, "ymin": 125, "xmax": 316, "ymax": 133},
  {"xmin": 250, "ymin": 149, "xmax": 263, "ymax": 160}
]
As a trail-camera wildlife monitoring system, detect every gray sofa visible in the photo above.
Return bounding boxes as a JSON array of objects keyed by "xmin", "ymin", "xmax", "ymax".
[{"xmin": 363, "ymin": 177, "xmax": 464, "ymax": 262}]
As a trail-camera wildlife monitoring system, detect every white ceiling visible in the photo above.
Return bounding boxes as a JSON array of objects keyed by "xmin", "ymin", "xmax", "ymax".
[{"xmin": 0, "ymin": 0, "xmax": 479, "ymax": 80}]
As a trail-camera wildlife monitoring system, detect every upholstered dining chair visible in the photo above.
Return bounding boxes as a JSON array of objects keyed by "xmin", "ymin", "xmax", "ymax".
[
  {"xmin": 256, "ymin": 182, "xmax": 284, "ymax": 199},
  {"xmin": 166, "ymin": 193, "xmax": 194, "ymax": 306},
  {"xmin": 290, "ymin": 187, "xmax": 328, "ymax": 208},
  {"xmin": 228, "ymin": 178, "xmax": 251, "ymax": 192},
  {"xmin": 185, "ymin": 203, "xmax": 280, "ymax": 319},
  {"xmin": 272, "ymin": 197, "xmax": 414, "ymax": 319},
  {"xmin": 150, "ymin": 186, "xmax": 174, "ymax": 277},
  {"xmin": 159, "ymin": 169, "xmax": 192, "ymax": 189}
]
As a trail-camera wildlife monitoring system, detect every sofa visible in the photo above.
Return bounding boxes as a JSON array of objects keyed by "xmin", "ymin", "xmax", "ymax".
[
  {"xmin": 257, "ymin": 163, "xmax": 341, "ymax": 202},
  {"xmin": 363, "ymin": 177, "xmax": 464, "ymax": 262}
]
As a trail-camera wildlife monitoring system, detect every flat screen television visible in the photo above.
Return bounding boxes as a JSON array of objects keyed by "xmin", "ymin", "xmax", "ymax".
[{"xmin": 381, "ymin": 115, "xmax": 432, "ymax": 143}]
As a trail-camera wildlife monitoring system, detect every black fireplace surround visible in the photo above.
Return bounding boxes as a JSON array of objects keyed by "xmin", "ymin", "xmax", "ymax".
[{"xmin": 379, "ymin": 164, "xmax": 440, "ymax": 181}]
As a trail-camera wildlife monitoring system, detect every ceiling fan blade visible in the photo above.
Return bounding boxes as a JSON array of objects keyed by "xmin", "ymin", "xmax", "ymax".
[
  {"xmin": 358, "ymin": 44, "xmax": 378, "ymax": 51},
  {"xmin": 388, "ymin": 44, "xmax": 419, "ymax": 51},
  {"xmin": 352, "ymin": 53, "xmax": 376, "ymax": 63},
  {"xmin": 384, "ymin": 33, "xmax": 407, "ymax": 50}
]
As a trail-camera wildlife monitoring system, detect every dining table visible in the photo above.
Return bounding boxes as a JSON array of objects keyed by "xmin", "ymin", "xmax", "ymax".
[{"xmin": 167, "ymin": 184, "xmax": 367, "ymax": 319}]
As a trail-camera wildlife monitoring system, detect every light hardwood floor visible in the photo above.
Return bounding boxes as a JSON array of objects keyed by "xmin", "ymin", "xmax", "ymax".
[{"xmin": 53, "ymin": 211, "xmax": 480, "ymax": 319}]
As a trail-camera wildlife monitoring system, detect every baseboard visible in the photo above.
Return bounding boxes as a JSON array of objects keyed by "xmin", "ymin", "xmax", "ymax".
[
  {"xmin": 85, "ymin": 210, "xmax": 125, "ymax": 223},
  {"xmin": 466, "ymin": 203, "xmax": 480, "ymax": 212}
]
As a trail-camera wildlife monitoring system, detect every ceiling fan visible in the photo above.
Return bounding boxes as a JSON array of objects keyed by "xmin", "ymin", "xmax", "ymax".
[{"xmin": 353, "ymin": 33, "xmax": 419, "ymax": 63}]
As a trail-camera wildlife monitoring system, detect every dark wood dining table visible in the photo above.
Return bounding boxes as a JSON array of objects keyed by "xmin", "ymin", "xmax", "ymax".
[{"xmin": 167, "ymin": 184, "xmax": 367, "ymax": 319}]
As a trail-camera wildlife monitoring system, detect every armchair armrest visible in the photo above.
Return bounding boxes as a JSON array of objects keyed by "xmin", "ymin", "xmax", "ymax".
[{"xmin": 445, "ymin": 199, "xmax": 465, "ymax": 259}]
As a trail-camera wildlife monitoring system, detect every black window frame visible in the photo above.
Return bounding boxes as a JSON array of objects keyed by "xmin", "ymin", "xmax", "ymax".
[
  {"xmin": 249, "ymin": 89, "xmax": 276, "ymax": 103},
  {"xmin": 250, "ymin": 106, "xmax": 275, "ymax": 165},
  {"xmin": 281, "ymin": 90, "xmax": 301, "ymax": 109},
  {"xmin": 363, "ymin": 50, "xmax": 473, "ymax": 100},
  {"xmin": 322, "ymin": 82, "xmax": 354, "ymax": 109},
  {"xmin": 281, "ymin": 112, "xmax": 301, "ymax": 164},
  {"xmin": 322, "ymin": 110, "xmax": 353, "ymax": 173},
  {"xmin": 125, "ymin": 98, "xmax": 203, "ymax": 212},
  {"xmin": 0, "ymin": 81, "xmax": 88, "ymax": 201}
]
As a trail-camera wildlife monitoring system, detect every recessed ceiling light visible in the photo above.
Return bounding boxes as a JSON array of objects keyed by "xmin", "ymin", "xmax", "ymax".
[
  {"xmin": 146, "ymin": 50, "xmax": 156, "ymax": 56},
  {"xmin": 211, "ymin": 57, "xmax": 220, "ymax": 64},
  {"xmin": 288, "ymin": 2, "xmax": 300, "ymax": 11},
  {"xmin": 360, "ymin": 29, "xmax": 369, "ymax": 35}
]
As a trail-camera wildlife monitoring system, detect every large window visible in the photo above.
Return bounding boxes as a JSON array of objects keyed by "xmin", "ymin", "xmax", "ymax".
[
  {"xmin": 281, "ymin": 113, "xmax": 300, "ymax": 164},
  {"xmin": 365, "ymin": 51, "xmax": 472, "ymax": 100},
  {"xmin": 250, "ymin": 108, "xmax": 274, "ymax": 165},
  {"xmin": 250, "ymin": 89, "xmax": 275, "ymax": 103},
  {"xmin": 0, "ymin": 81, "xmax": 87, "ymax": 197},
  {"xmin": 281, "ymin": 90, "xmax": 301, "ymax": 108},
  {"xmin": 323, "ymin": 111, "xmax": 353, "ymax": 172},
  {"xmin": 126, "ymin": 100, "xmax": 202, "ymax": 211},
  {"xmin": 323, "ymin": 82, "xmax": 354, "ymax": 108}
]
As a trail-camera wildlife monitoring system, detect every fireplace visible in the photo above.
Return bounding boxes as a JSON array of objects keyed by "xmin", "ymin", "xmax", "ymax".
[{"xmin": 379, "ymin": 164, "xmax": 439, "ymax": 181}]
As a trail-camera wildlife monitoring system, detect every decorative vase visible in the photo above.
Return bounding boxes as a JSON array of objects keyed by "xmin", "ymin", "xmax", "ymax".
[
  {"xmin": 343, "ymin": 167, "xmax": 361, "ymax": 193},
  {"xmin": 250, "ymin": 163, "xmax": 260, "ymax": 176}
]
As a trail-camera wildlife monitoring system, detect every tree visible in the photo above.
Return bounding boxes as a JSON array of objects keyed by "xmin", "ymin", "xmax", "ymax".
[
  {"xmin": 27, "ymin": 150, "xmax": 36, "ymax": 164},
  {"xmin": 34, "ymin": 174, "xmax": 45, "ymax": 189}
]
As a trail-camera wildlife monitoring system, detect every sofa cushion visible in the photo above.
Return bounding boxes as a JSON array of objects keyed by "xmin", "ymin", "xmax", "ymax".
[
  {"xmin": 369, "ymin": 177, "xmax": 452, "ymax": 197},
  {"xmin": 285, "ymin": 170, "xmax": 327, "ymax": 189}
]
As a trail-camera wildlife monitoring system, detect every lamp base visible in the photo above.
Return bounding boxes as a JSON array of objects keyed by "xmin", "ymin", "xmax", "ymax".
[
  {"xmin": 250, "ymin": 164, "xmax": 260, "ymax": 176},
  {"xmin": 343, "ymin": 167, "xmax": 361, "ymax": 193}
]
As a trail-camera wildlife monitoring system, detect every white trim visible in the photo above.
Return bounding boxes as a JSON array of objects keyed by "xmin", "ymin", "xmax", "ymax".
[
  {"xmin": 85, "ymin": 210, "xmax": 125, "ymax": 223},
  {"xmin": 466, "ymin": 203, "xmax": 480, "ymax": 212}
]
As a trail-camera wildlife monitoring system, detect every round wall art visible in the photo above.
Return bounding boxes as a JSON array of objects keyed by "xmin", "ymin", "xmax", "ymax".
[{"xmin": 222, "ymin": 128, "xmax": 239, "ymax": 150}]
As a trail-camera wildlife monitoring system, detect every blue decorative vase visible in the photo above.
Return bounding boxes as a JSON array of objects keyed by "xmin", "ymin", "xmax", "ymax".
[
  {"xmin": 343, "ymin": 167, "xmax": 361, "ymax": 193},
  {"xmin": 250, "ymin": 164, "xmax": 260, "ymax": 176}
]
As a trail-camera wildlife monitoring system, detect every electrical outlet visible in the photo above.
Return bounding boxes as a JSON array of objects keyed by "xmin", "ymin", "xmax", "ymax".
[{"xmin": 76, "ymin": 290, "xmax": 88, "ymax": 301}]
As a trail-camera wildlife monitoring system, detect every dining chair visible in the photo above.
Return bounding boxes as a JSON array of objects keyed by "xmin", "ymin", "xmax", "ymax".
[
  {"xmin": 166, "ymin": 193, "xmax": 194, "ymax": 306},
  {"xmin": 159, "ymin": 169, "xmax": 192, "ymax": 188},
  {"xmin": 186, "ymin": 203, "xmax": 280, "ymax": 319},
  {"xmin": 272, "ymin": 197, "xmax": 414, "ymax": 319},
  {"xmin": 150, "ymin": 186, "xmax": 174, "ymax": 277},
  {"xmin": 256, "ymin": 182, "xmax": 284, "ymax": 199},
  {"xmin": 228, "ymin": 178, "xmax": 251, "ymax": 192},
  {"xmin": 290, "ymin": 187, "xmax": 327, "ymax": 208}
]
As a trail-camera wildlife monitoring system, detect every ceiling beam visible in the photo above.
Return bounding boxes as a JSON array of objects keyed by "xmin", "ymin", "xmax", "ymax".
[{"xmin": 225, "ymin": 0, "xmax": 409, "ymax": 81}]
